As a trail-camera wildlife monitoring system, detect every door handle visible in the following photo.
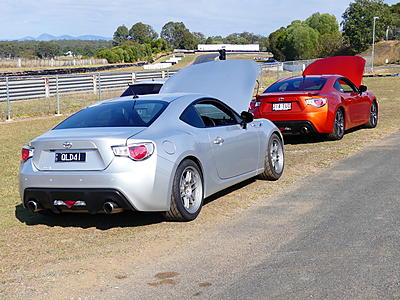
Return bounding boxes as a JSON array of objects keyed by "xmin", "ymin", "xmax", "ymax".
[{"xmin": 213, "ymin": 137, "xmax": 224, "ymax": 144}]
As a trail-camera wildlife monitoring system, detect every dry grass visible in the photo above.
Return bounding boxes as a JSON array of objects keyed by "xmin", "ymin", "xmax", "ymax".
[
  {"xmin": 361, "ymin": 40, "xmax": 400, "ymax": 65},
  {"xmin": 0, "ymin": 76, "xmax": 399, "ymax": 298}
]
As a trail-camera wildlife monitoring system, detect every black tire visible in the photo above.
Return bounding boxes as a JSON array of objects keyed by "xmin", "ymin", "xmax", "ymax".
[
  {"xmin": 364, "ymin": 101, "xmax": 378, "ymax": 128},
  {"xmin": 327, "ymin": 109, "xmax": 345, "ymax": 140},
  {"xmin": 258, "ymin": 133, "xmax": 284, "ymax": 181},
  {"xmin": 164, "ymin": 159, "xmax": 204, "ymax": 222}
]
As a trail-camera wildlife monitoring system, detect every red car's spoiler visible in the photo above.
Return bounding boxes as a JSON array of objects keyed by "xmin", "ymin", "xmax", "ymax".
[{"xmin": 303, "ymin": 56, "xmax": 366, "ymax": 87}]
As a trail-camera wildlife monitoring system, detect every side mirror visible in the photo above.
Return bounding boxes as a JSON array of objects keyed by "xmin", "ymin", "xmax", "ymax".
[
  {"xmin": 240, "ymin": 111, "xmax": 254, "ymax": 129},
  {"xmin": 359, "ymin": 85, "xmax": 367, "ymax": 93}
]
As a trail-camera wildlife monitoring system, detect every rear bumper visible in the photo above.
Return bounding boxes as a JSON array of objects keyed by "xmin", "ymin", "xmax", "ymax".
[
  {"xmin": 23, "ymin": 188, "xmax": 135, "ymax": 214},
  {"xmin": 273, "ymin": 121, "xmax": 318, "ymax": 134},
  {"xmin": 19, "ymin": 155, "xmax": 175, "ymax": 212}
]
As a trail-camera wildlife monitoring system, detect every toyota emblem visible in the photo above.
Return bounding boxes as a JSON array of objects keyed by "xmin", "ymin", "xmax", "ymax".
[
  {"xmin": 63, "ymin": 142, "xmax": 72, "ymax": 149},
  {"xmin": 279, "ymin": 97, "xmax": 285, "ymax": 101}
]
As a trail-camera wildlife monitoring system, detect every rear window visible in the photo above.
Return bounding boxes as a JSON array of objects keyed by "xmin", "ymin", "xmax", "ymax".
[
  {"xmin": 54, "ymin": 100, "xmax": 168, "ymax": 129},
  {"xmin": 121, "ymin": 84, "xmax": 162, "ymax": 97},
  {"xmin": 265, "ymin": 78, "xmax": 326, "ymax": 93}
]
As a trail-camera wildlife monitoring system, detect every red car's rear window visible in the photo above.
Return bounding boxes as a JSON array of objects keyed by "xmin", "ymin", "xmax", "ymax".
[{"xmin": 265, "ymin": 78, "xmax": 327, "ymax": 93}]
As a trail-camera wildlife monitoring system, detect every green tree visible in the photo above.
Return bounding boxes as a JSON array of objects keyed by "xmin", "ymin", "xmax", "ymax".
[
  {"xmin": 193, "ymin": 32, "xmax": 206, "ymax": 43},
  {"xmin": 317, "ymin": 32, "xmax": 347, "ymax": 57},
  {"xmin": 160, "ymin": 21, "xmax": 196, "ymax": 49},
  {"xmin": 305, "ymin": 13, "xmax": 339, "ymax": 35},
  {"xmin": 390, "ymin": 3, "xmax": 400, "ymax": 39},
  {"xmin": 268, "ymin": 27, "xmax": 288, "ymax": 61},
  {"xmin": 283, "ymin": 22, "xmax": 320, "ymax": 60},
  {"xmin": 36, "ymin": 41, "xmax": 60, "ymax": 58},
  {"xmin": 342, "ymin": 0, "xmax": 393, "ymax": 53},
  {"xmin": 129, "ymin": 22, "xmax": 158, "ymax": 44},
  {"xmin": 113, "ymin": 25, "xmax": 129, "ymax": 46}
]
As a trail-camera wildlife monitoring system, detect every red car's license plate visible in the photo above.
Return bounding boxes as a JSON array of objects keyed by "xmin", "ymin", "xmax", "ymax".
[{"xmin": 272, "ymin": 103, "xmax": 292, "ymax": 111}]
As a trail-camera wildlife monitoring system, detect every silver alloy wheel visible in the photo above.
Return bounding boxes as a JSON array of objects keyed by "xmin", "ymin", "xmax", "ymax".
[
  {"xmin": 270, "ymin": 138, "xmax": 284, "ymax": 174},
  {"xmin": 334, "ymin": 110, "xmax": 344, "ymax": 137},
  {"xmin": 179, "ymin": 166, "xmax": 203, "ymax": 214},
  {"xmin": 370, "ymin": 102, "xmax": 378, "ymax": 126}
]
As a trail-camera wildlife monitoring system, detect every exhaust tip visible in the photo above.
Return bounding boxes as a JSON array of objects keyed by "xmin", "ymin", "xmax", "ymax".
[
  {"xmin": 300, "ymin": 126, "xmax": 310, "ymax": 134},
  {"xmin": 103, "ymin": 202, "xmax": 123, "ymax": 214},
  {"xmin": 27, "ymin": 200, "xmax": 42, "ymax": 213}
]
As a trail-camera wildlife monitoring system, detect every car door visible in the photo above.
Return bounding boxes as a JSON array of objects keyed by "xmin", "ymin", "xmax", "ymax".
[
  {"xmin": 335, "ymin": 78, "xmax": 364, "ymax": 126},
  {"xmin": 193, "ymin": 99, "xmax": 259, "ymax": 179}
]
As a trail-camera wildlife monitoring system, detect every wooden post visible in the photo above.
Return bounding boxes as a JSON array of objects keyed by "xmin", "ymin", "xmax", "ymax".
[
  {"xmin": 6, "ymin": 77, "xmax": 11, "ymax": 121},
  {"xmin": 93, "ymin": 74, "xmax": 97, "ymax": 94},
  {"xmin": 55, "ymin": 75, "xmax": 61, "ymax": 115},
  {"xmin": 44, "ymin": 77, "xmax": 50, "ymax": 98}
]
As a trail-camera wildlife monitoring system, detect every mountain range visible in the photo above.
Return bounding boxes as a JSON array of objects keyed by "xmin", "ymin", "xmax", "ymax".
[{"xmin": 12, "ymin": 33, "xmax": 112, "ymax": 41}]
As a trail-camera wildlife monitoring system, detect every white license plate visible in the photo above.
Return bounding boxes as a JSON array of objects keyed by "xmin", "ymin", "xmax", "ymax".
[{"xmin": 272, "ymin": 103, "xmax": 292, "ymax": 111}]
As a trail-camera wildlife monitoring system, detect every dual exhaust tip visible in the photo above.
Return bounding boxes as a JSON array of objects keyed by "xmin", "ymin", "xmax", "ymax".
[{"xmin": 27, "ymin": 200, "xmax": 123, "ymax": 214}]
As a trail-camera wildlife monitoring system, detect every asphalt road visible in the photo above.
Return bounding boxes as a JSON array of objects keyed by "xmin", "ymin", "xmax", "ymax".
[
  {"xmin": 193, "ymin": 53, "xmax": 219, "ymax": 64},
  {"xmin": 89, "ymin": 131, "xmax": 400, "ymax": 300}
]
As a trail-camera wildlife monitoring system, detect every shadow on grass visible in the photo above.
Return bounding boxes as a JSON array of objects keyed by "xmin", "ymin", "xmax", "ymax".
[
  {"xmin": 283, "ymin": 125, "xmax": 366, "ymax": 145},
  {"xmin": 15, "ymin": 204, "xmax": 164, "ymax": 230},
  {"xmin": 14, "ymin": 178, "xmax": 256, "ymax": 229}
]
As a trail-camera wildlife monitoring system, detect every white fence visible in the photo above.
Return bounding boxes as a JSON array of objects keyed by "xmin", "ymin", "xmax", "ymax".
[
  {"xmin": 0, "ymin": 69, "xmax": 178, "ymax": 120},
  {"xmin": 0, "ymin": 58, "xmax": 108, "ymax": 68}
]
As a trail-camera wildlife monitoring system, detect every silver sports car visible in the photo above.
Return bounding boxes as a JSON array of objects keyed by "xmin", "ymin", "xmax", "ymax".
[{"xmin": 20, "ymin": 60, "xmax": 284, "ymax": 221}]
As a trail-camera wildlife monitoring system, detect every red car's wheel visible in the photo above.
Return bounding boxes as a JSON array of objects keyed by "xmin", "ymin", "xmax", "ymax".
[
  {"xmin": 365, "ymin": 101, "xmax": 378, "ymax": 128},
  {"xmin": 328, "ymin": 109, "xmax": 345, "ymax": 140}
]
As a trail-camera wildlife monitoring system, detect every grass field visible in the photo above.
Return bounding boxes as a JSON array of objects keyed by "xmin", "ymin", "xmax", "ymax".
[{"xmin": 0, "ymin": 76, "xmax": 399, "ymax": 298}]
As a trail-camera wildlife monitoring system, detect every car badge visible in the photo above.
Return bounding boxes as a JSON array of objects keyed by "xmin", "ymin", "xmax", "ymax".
[
  {"xmin": 279, "ymin": 97, "xmax": 285, "ymax": 101},
  {"xmin": 63, "ymin": 142, "xmax": 72, "ymax": 149}
]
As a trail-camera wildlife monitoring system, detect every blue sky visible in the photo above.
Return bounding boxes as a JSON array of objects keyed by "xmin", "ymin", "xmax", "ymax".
[{"xmin": 0, "ymin": 0, "xmax": 398, "ymax": 39}]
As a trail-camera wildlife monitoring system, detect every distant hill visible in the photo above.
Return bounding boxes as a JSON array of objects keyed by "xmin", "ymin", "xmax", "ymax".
[
  {"xmin": 16, "ymin": 33, "xmax": 112, "ymax": 41},
  {"xmin": 360, "ymin": 40, "xmax": 400, "ymax": 65}
]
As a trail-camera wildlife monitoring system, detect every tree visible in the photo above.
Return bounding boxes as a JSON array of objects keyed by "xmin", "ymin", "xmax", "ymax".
[
  {"xmin": 268, "ymin": 27, "xmax": 288, "ymax": 61},
  {"xmin": 283, "ymin": 22, "xmax": 320, "ymax": 60},
  {"xmin": 342, "ymin": 0, "xmax": 393, "ymax": 53},
  {"xmin": 113, "ymin": 25, "xmax": 129, "ymax": 46},
  {"xmin": 305, "ymin": 13, "xmax": 339, "ymax": 35},
  {"xmin": 317, "ymin": 33, "xmax": 347, "ymax": 57},
  {"xmin": 390, "ymin": 3, "xmax": 400, "ymax": 39},
  {"xmin": 160, "ymin": 22, "xmax": 196, "ymax": 49},
  {"xmin": 193, "ymin": 32, "xmax": 206, "ymax": 43},
  {"xmin": 36, "ymin": 42, "xmax": 60, "ymax": 58},
  {"xmin": 129, "ymin": 22, "xmax": 158, "ymax": 44}
]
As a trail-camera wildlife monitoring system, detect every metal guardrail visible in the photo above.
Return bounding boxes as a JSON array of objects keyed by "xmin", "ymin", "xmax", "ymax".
[{"xmin": 0, "ymin": 69, "xmax": 178, "ymax": 120}]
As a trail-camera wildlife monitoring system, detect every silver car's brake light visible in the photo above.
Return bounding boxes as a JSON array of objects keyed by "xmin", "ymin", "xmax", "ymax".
[
  {"xmin": 21, "ymin": 146, "xmax": 34, "ymax": 162},
  {"xmin": 112, "ymin": 143, "xmax": 154, "ymax": 161}
]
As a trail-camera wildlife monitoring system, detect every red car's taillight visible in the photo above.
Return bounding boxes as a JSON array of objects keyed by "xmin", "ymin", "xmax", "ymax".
[
  {"xmin": 21, "ymin": 146, "xmax": 34, "ymax": 162},
  {"xmin": 249, "ymin": 100, "xmax": 261, "ymax": 110},
  {"xmin": 305, "ymin": 97, "xmax": 327, "ymax": 107},
  {"xmin": 112, "ymin": 143, "xmax": 154, "ymax": 161}
]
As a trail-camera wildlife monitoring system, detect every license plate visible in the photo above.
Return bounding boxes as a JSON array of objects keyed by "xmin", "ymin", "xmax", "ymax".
[
  {"xmin": 55, "ymin": 152, "xmax": 86, "ymax": 163},
  {"xmin": 272, "ymin": 103, "xmax": 292, "ymax": 111}
]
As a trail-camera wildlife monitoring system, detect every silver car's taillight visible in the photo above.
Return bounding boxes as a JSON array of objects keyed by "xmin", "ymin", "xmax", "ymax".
[
  {"xmin": 112, "ymin": 143, "xmax": 154, "ymax": 161},
  {"xmin": 21, "ymin": 146, "xmax": 34, "ymax": 162}
]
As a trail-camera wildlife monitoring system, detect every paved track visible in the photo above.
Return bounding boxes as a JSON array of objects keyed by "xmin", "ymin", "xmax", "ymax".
[
  {"xmin": 89, "ymin": 132, "xmax": 400, "ymax": 299},
  {"xmin": 193, "ymin": 53, "xmax": 219, "ymax": 64}
]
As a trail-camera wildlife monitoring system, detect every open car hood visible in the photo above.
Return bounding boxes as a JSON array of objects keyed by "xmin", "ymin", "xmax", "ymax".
[
  {"xmin": 160, "ymin": 60, "xmax": 260, "ymax": 114},
  {"xmin": 302, "ymin": 56, "xmax": 365, "ymax": 87}
]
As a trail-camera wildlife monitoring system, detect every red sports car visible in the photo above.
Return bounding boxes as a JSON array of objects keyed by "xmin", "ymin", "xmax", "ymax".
[{"xmin": 250, "ymin": 56, "xmax": 378, "ymax": 140}]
